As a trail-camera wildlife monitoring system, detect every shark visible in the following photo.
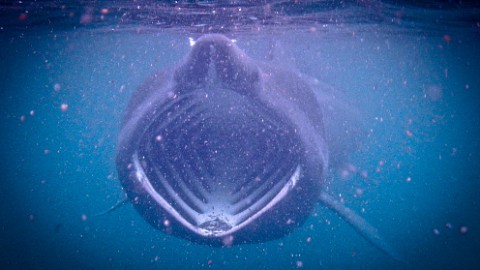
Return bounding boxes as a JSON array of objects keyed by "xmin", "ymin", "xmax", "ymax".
[{"xmin": 115, "ymin": 34, "xmax": 401, "ymax": 260}]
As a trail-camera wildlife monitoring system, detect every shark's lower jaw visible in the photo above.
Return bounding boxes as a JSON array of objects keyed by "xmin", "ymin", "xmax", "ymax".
[{"xmin": 131, "ymin": 88, "xmax": 304, "ymax": 237}]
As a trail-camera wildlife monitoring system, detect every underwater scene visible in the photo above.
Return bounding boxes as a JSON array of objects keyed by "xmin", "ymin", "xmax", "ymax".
[{"xmin": 1, "ymin": 1, "xmax": 479, "ymax": 269}]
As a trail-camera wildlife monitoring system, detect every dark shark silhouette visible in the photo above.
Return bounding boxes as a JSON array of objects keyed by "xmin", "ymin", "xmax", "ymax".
[{"xmin": 116, "ymin": 34, "xmax": 400, "ymax": 260}]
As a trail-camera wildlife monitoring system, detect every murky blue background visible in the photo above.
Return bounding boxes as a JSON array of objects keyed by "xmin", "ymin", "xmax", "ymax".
[{"xmin": 1, "ymin": 1, "xmax": 480, "ymax": 269}]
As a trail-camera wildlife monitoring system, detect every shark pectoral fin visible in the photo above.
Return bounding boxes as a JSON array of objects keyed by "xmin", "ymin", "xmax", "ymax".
[
  {"xmin": 319, "ymin": 191, "xmax": 404, "ymax": 262},
  {"xmin": 92, "ymin": 197, "xmax": 129, "ymax": 217}
]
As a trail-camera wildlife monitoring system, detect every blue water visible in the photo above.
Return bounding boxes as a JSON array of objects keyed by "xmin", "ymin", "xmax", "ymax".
[{"xmin": 1, "ymin": 2, "xmax": 480, "ymax": 270}]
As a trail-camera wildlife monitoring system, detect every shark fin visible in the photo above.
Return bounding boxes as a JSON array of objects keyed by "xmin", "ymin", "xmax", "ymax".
[{"xmin": 319, "ymin": 191, "xmax": 404, "ymax": 262}]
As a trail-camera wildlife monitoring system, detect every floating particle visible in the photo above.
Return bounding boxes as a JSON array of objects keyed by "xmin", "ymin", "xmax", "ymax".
[
  {"xmin": 296, "ymin": 261, "xmax": 303, "ymax": 268},
  {"xmin": 460, "ymin": 226, "xmax": 468, "ymax": 234},
  {"xmin": 18, "ymin": 13, "xmax": 28, "ymax": 21},
  {"xmin": 222, "ymin": 235, "xmax": 234, "ymax": 247},
  {"xmin": 339, "ymin": 169, "xmax": 351, "ymax": 180},
  {"xmin": 340, "ymin": 163, "xmax": 357, "ymax": 179},
  {"xmin": 188, "ymin": 37, "xmax": 196, "ymax": 47},
  {"xmin": 359, "ymin": 170, "xmax": 368, "ymax": 179},
  {"xmin": 405, "ymin": 130, "xmax": 413, "ymax": 137},
  {"xmin": 54, "ymin": 83, "xmax": 61, "ymax": 91},
  {"xmin": 133, "ymin": 196, "xmax": 139, "ymax": 204},
  {"xmin": 346, "ymin": 163, "xmax": 357, "ymax": 173},
  {"xmin": 433, "ymin": 228, "xmax": 440, "ymax": 235},
  {"xmin": 30, "ymin": 110, "xmax": 35, "ymax": 116},
  {"xmin": 406, "ymin": 177, "xmax": 412, "ymax": 183},
  {"xmin": 427, "ymin": 85, "xmax": 443, "ymax": 101},
  {"xmin": 155, "ymin": 135, "xmax": 163, "ymax": 142},
  {"xmin": 207, "ymin": 259, "xmax": 213, "ymax": 265},
  {"xmin": 44, "ymin": 149, "xmax": 50, "ymax": 155},
  {"xmin": 445, "ymin": 223, "xmax": 453, "ymax": 229},
  {"xmin": 163, "ymin": 219, "xmax": 170, "ymax": 227},
  {"xmin": 81, "ymin": 214, "xmax": 88, "ymax": 221},
  {"xmin": 20, "ymin": 115, "xmax": 25, "ymax": 122},
  {"xmin": 306, "ymin": 237, "xmax": 311, "ymax": 243},
  {"xmin": 29, "ymin": 214, "xmax": 35, "ymax": 221},
  {"xmin": 80, "ymin": 13, "xmax": 93, "ymax": 24},
  {"xmin": 375, "ymin": 116, "xmax": 384, "ymax": 122},
  {"xmin": 443, "ymin": 34, "xmax": 452, "ymax": 43},
  {"xmin": 355, "ymin": 188, "xmax": 363, "ymax": 196},
  {"xmin": 61, "ymin": 103, "xmax": 68, "ymax": 112},
  {"xmin": 101, "ymin": 8, "xmax": 109, "ymax": 15}
]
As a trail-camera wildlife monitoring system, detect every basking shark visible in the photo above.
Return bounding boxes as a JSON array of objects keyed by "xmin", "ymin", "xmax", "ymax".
[{"xmin": 116, "ymin": 34, "xmax": 400, "ymax": 259}]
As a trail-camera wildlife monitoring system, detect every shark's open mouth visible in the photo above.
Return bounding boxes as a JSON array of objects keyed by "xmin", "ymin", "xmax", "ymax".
[{"xmin": 131, "ymin": 87, "xmax": 303, "ymax": 237}]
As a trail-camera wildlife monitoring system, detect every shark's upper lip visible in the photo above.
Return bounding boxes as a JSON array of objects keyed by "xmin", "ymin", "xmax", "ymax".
[{"xmin": 129, "ymin": 89, "xmax": 303, "ymax": 237}]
